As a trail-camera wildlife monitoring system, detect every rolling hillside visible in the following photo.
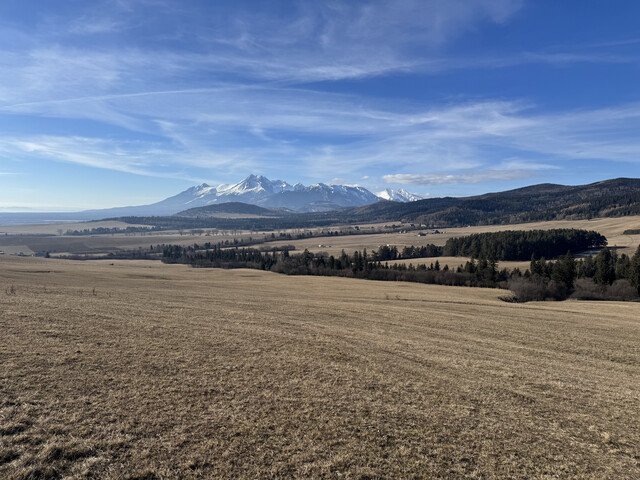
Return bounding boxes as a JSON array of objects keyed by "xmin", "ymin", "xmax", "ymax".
[
  {"xmin": 177, "ymin": 202, "xmax": 286, "ymax": 218},
  {"xmin": 352, "ymin": 177, "xmax": 640, "ymax": 226}
]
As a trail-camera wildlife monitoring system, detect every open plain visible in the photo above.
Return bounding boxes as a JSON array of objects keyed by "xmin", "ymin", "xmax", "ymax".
[
  {"xmin": 258, "ymin": 216, "xmax": 640, "ymax": 257},
  {"xmin": 1, "ymin": 255, "xmax": 639, "ymax": 478},
  {"xmin": 1, "ymin": 215, "xmax": 638, "ymax": 260}
]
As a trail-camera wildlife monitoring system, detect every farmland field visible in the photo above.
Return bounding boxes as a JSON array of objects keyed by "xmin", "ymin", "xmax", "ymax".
[
  {"xmin": 0, "ymin": 215, "xmax": 638, "ymax": 259},
  {"xmin": 1, "ymin": 255, "xmax": 639, "ymax": 478},
  {"xmin": 388, "ymin": 256, "xmax": 531, "ymax": 272},
  {"xmin": 257, "ymin": 216, "xmax": 640, "ymax": 257}
]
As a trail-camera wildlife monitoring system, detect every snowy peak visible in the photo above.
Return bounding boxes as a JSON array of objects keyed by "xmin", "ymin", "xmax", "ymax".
[
  {"xmin": 218, "ymin": 175, "xmax": 293, "ymax": 196},
  {"xmin": 254, "ymin": 181, "xmax": 380, "ymax": 211},
  {"xmin": 136, "ymin": 175, "xmax": 383, "ymax": 215},
  {"xmin": 376, "ymin": 188, "xmax": 425, "ymax": 202}
]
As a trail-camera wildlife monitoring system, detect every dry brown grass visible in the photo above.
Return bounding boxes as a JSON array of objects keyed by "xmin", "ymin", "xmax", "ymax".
[
  {"xmin": 260, "ymin": 216, "xmax": 640, "ymax": 257},
  {"xmin": 0, "ymin": 231, "xmax": 248, "ymax": 256},
  {"xmin": 2, "ymin": 216, "xmax": 638, "ymax": 259},
  {"xmin": 0, "ymin": 223, "xmax": 330, "ymax": 256},
  {"xmin": 387, "ymin": 256, "xmax": 531, "ymax": 272},
  {"xmin": 1, "ymin": 256, "xmax": 640, "ymax": 478},
  {"xmin": 0, "ymin": 220, "xmax": 148, "ymax": 236}
]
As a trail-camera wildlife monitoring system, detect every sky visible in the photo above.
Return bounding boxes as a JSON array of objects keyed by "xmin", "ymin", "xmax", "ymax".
[{"xmin": 1, "ymin": 0, "xmax": 639, "ymax": 210}]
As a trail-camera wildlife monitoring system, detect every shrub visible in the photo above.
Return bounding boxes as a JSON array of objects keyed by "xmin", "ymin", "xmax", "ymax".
[
  {"xmin": 571, "ymin": 278, "xmax": 639, "ymax": 301},
  {"xmin": 607, "ymin": 280, "xmax": 639, "ymax": 301},
  {"xmin": 571, "ymin": 278, "xmax": 604, "ymax": 300},
  {"xmin": 508, "ymin": 277, "xmax": 571, "ymax": 302},
  {"xmin": 508, "ymin": 277, "xmax": 548, "ymax": 302}
]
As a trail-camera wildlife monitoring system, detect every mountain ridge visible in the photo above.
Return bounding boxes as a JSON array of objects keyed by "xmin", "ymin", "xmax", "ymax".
[
  {"xmin": 376, "ymin": 188, "xmax": 426, "ymax": 202},
  {"xmin": 85, "ymin": 175, "xmax": 393, "ymax": 217},
  {"xmin": 1, "ymin": 177, "xmax": 639, "ymax": 227},
  {"xmin": 108, "ymin": 177, "xmax": 640, "ymax": 232}
]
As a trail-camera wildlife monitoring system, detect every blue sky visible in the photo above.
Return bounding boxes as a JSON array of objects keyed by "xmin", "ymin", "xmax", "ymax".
[{"xmin": 1, "ymin": 0, "xmax": 639, "ymax": 210}]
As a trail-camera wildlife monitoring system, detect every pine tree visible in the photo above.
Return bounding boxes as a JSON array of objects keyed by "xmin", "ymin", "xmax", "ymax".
[
  {"xmin": 594, "ymin": 248, "xmax": 616, "ymax": 285},
  {"xmin": 615, "ymin": 254, "xmax": 631, "ymax": 279},
  {"xmin": 551, "ymin": 251, "xmax": 576, "ymax": 290}
]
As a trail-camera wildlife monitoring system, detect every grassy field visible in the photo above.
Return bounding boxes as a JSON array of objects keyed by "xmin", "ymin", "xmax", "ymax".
[
  {"xmin": 0, "ymin": 220, "xmax": 333, "ymax": 256},
  {"xmin": 1, "ymin": 216, "xmax": 638, "ymax": 259},
  {"xmin": 1, "ymin": 256, "xmax": 639, "ymax": 478},
  {"xmin": 0, "ymin": 230, "xmax": 253, "ymax": 256},
  {"xmin": 388, "ymin": 256, "xmax": 531, "ymax": 272},
  {"xmin": 258, "ymin": 216, "xmax": 640, "ymax": 257},
  {"xmin": 0, "ymin": 221, "xmax": 151, "ymax": 236}
]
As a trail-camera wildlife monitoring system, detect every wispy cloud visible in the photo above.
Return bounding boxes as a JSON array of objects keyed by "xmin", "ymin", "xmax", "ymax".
[
  {"xmin": 0, "ymin": 1, "xmax": 528, "ymax": 105},
  {"xmin": 1, "ymin": 0, "xmax": 639, "ymax": 202},
  {"xmin": 383, "ymin": 169, "xmax": 538, "ymax": 186},
  {"xmin": 3, "ymin": 90, "xmax": 640, "ymax": 184},
  {"xmin": 0, "ymin": 136, "xmax": 196, "ymax": 180}
]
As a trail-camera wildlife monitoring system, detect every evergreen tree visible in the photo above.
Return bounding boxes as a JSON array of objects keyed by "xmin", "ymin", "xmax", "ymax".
[
  {"xmin": 530, "ymin": 254, "xmax": 543, "ymax": 277},
  {"xmin": 551, "ymin": 251, "xmax": 576, "ymax": 290},
  {"xmin": 594, "ymin": 248, "xmax": 616, "ymax": 285},
  {"xmin": 615, "ymin": 254, "xmax": 631, "ymax": 280},
  {"xmin": 578, "ymin": 255, "xmax": 596, "ymax": 278}
]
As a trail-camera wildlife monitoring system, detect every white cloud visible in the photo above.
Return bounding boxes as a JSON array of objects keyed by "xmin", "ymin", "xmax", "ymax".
[
  {"xmin": 4, "ymin": 90, "xmax": 640, "ymax": 183},
  {"xmin": 383, "ymin": 169, "xmax": 538, "ymax": 186},
  {"xmin": 0, "ymin": 132, "xmax": 265, "ymax": 184},
  {"xmin": 1, "ymin": 0, "xmax": 639, "ymax": 187},
  {"xmin": 0, "ymin": 1, "xmax": 527, "ymax": 106}
]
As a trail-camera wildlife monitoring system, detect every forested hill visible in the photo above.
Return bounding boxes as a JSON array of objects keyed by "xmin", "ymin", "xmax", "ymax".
[
  {"xmin": 177, "ymin": 202, "xmax": 286, "ymax": 217},
  {"xmin": 350, "ymin": 177, "xmax": 640, "ymax": 226},
  {"xmin": 112, "ymin": 178, "xmax": 640, "ymax": 230}
]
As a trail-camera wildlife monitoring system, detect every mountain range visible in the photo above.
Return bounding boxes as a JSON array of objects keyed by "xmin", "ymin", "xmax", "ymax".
[
  {"xmin": 121, "ymin": 177, "xmax": 640, "ymax": 232},
  {"xmin": 2, "ymin": 176, "xmax": 639, "ymax": 228},
  {"xmin": 76, "ymin": 175, "xmax": 421, "ymax": 217},
  {"xmin": 0, "ymin": 175, "xmax": 421, "ymax": 224}
]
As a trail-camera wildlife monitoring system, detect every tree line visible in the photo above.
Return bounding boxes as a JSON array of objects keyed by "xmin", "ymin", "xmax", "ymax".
[
  {"xmin": 161, "ymin": 244, "xmax": 510, "ymax": 288},
  {"xmin": 58, "ymin": 226, "xmax": 638, "ymax": 302},
  {"xmin": 441, "ymin": 229, "xmax": 606, "ymax": 261},
  {"xmin": 372, "ymin": 229, "xmax": 606, "ymax": 262},
  {"xmin": 509, "ymin": 246, "xmax": 640, "ymax": 301},
  {"xmin": 160, "ymin": 236, "xmax": 640, "ymax": 302}
]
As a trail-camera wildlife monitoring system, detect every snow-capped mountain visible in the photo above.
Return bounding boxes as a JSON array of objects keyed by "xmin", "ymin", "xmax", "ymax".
[
  {"xmin": 178, "ymin": 175, "xmax": 294, "ymax": 208},
  {"xmin": 168, "ymin": 175, "xmax": 381, "ymax": 212},
  {"xmin": 79, "ymin": 175, "xmax": 383, "ymax": 218},
  {"xmin": 261, "ymin": 183, "xmax": 380, "ymax": 212},
  {"xmin": 376, "ymin": 188, "xmax": 426, "ymax": 202},
  {"xmin": 216, "ymin": 175, "xmax": 294, "ymax": 200}
]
